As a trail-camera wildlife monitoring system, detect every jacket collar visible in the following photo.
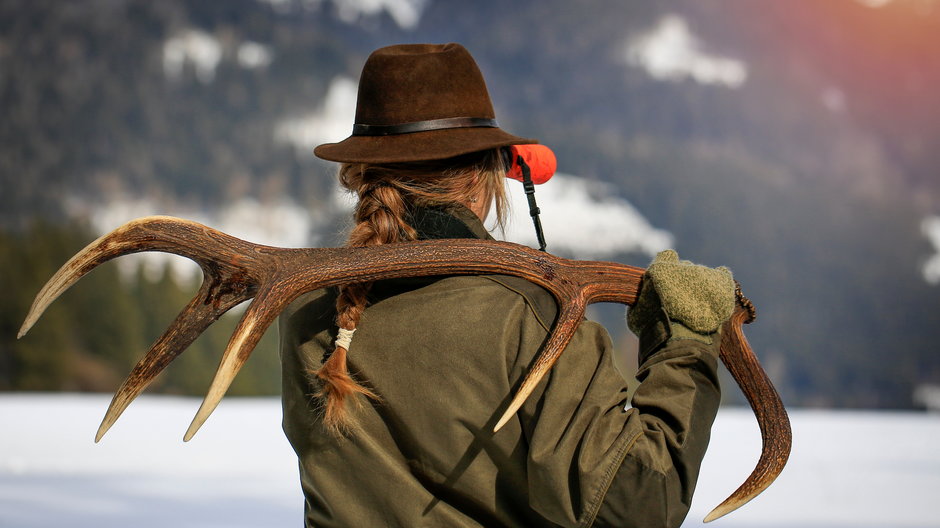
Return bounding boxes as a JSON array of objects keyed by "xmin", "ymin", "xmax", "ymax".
[
  {"xmin": 367, "ymin": 205, "xmax": 491, "ymax": 300},
  {"xmin": 409, "ymin": 204, "xmax": 493, "ymax": 241}
]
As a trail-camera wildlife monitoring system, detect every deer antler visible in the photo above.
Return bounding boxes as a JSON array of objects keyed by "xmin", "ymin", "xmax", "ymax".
[{"xmin": 18, "ymin": 215, "xmax": 789, "ymax": 522}]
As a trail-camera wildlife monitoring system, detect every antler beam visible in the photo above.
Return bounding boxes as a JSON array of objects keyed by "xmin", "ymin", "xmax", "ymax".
[{"xmin": 18, "ymin": 216, "xmax": 790, "ymax": 522}]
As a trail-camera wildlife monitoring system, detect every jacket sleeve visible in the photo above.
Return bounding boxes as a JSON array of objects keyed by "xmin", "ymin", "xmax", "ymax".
[
  {"xmin": 593, "ymin": 318, "xmax": 721, "ymax": 528},
  {"xmin": 516, "ymin": 312, "xmax": 720, "ymax": 528}
]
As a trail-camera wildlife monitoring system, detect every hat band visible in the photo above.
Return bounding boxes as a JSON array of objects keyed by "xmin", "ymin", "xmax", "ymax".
[{"xmin": 352, "ymin": 117, "xmax": 498, "ymax": 136}]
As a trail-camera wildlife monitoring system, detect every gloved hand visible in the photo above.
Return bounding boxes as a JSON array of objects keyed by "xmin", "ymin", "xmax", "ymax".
[{"xmin": 627, "ymin": 250, "xmax": 736, "ymax": 348}]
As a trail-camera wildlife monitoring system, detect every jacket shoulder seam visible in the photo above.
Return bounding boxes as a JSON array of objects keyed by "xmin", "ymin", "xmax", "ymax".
[{"xmin": 482, "ymin": 275, "xmax": 558, "ymax": 331}]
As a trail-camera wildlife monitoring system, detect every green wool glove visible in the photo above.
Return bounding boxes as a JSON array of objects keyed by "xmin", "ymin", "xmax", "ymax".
[{"xmin": 627, "ymin": 250, "xmax": 736, "ymax": 345}]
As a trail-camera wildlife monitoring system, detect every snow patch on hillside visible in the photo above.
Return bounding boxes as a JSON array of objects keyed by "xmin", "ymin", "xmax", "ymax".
[
  {"xmin": 498, "ymin": 174, "xmax": 673, "ymax": 258},
  {"xmin": 88, "ymin": 197, "xmax": 314, "ymax": 283},
  {"xmin": 163, "ymin": 30, "xmax": 223, "ymax": 83},
  {"xmin": 922, "ymin": 215, "xmax": 940, "ymax": 284},
  {"xmin": 624, "ymin": 15, "xmax": 748, "ymax": 88},
  {"xmin": 237, "ymin": 41, "xmax": 273, "ymax": 69},
  {"xmin": 163, "ymin": 31, "xmax": 275, "ymax": 82},
  {"xmin": 258, "ymin": 0, "xmax": 428, "ymax": 30},
  {"xmin": 275, "ymin": 76, "xmax": 358, "ymax": 152},
  {"xmin": 334, "ymin": 0, "xmax": 428, "ymax": 30}
]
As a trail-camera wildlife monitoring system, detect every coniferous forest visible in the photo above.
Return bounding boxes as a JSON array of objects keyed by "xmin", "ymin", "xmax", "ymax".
[{"xmin": 2, "ymin": 0, "xmax": 940, "ymax": 409}]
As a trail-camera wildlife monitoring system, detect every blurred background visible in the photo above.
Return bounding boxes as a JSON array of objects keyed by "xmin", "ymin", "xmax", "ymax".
[
  {"xmin": 3, "ymin": 0, "xmax": 939, "ymax": 410},
  {"xmin": 1, "ymin": 0, "xmax": 939, "ymax": 525}
]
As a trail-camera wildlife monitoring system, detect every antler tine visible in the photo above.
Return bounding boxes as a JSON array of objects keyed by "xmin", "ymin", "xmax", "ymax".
[
  {"xmin": 493, "ymin": 296, "xmax": 588, "ymax": 431},
  {"xmin": 184, "ymin": 281, "xmax": 293, "ymax": 441},
  {"xmin": 18, "ymin": 216, "xmax": 269, "ymax": 440},
  {"xmin": 18, "ymin": 216, "xmax": 165, "ymax": 338},
  {"xmin": 18, "ymin": 216, "xmax": 257, "ymax": 338},
  {"xmin": 704, "ymin": 305, "xmax": 792, "ymax": 522},
  {"xmin": 96, "ymin": 278, "xmax": 249, "ymax": 442},
  {"xmin": 491, "ymin": 260, "xmax": 644, "ymax": 432}
]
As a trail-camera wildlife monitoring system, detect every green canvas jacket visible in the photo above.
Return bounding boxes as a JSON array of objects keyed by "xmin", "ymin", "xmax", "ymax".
[{"xmin": 279, "ymin": 206, "xmax": 721, "ymax": 527}]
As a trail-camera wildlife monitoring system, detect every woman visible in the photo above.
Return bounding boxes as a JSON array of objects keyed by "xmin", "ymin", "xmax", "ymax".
[{"xmin": 279, "ymin": 43, "xmax": 735, "ymax": 527}]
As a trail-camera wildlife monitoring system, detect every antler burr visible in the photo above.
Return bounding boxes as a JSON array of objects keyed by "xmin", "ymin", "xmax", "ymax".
[{"xmin": 18, "ymin": 215, "xmax": 790, "ymax": 521}]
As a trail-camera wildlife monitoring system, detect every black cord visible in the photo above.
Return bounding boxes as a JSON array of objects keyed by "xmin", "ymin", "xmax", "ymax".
[{"xmin": 517, "ymin": 155, "xmax": 547, "ymax": 252}]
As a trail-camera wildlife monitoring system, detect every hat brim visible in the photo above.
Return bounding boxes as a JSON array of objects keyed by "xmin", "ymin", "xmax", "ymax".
[{"xmin": 314, "ymin": 127, "xmax": 537, "ymax": 164}]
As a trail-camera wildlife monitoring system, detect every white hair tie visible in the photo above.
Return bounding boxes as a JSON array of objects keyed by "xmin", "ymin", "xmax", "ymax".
[{"xmin": 335, "ymin": 327, "xmax": 356, "ymax": 350}]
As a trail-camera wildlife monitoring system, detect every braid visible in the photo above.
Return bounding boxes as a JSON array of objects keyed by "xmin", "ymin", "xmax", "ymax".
[
  {"xmin": 314, "ymin": 177, "xmax": 418, "ymax": 434},
  {"xmin": 313, "ymin": 150, "xmax": 507, "ymax": 434}
]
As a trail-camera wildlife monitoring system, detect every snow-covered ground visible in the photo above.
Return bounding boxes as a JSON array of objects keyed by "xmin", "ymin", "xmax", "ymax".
[{"xmin": 1, "ymin": 394, "xmax": 938, "ymax": 527}]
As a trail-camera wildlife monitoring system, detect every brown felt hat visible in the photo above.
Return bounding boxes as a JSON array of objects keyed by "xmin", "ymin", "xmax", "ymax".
[{"xmin": 314, "ymin": 43, "xmax": 537, "ymax": 164}]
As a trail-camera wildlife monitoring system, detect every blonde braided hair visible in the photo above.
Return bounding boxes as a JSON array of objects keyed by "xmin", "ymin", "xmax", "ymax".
[{"xmin": 314, "ymin": 149, "xmax": 508, "ymax": 434}]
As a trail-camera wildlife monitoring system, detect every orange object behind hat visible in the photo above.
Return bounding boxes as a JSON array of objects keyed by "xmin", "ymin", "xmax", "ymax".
[
  {"xmin": 503, "ymin": 144, "xmax": 555, "ymax": 251},
  {"xmin": 505, "ymin": 145, "xmax": 556, "ymax": 185}
]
